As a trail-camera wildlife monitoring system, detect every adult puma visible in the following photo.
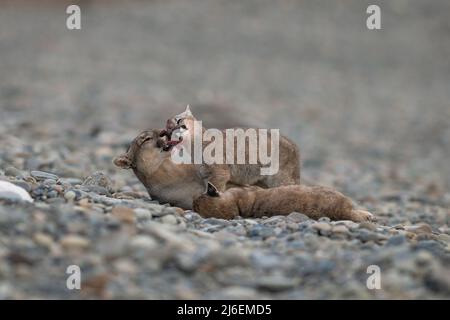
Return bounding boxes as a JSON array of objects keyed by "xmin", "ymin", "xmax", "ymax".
[{"xmin": 113, "ymin": 125, "xmax": 299, "ymax": 209}]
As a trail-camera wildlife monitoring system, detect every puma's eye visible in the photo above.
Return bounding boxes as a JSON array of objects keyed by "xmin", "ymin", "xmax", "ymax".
[
  {"xmin": 176, "ymin": 118, "xmax": 182, "ymax": 124},
  {"xmin": 140, "ymin": 136, "xmax": 152, "ymax": 144}
]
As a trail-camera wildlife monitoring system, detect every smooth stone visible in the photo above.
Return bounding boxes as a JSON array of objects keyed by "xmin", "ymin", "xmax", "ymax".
[
  {"xmin": 312, "ymin": 222, "xmax": 332, "ymax": 235},
  {"xmin": 42, "ymin": 179, "xmax": 57, "ymax": 185},
  {"xmin": 33, "ymin": 233, "xmax": 54, "ymax": 248},
  {"xmin": 10, "ymin": 181, "xmax": 31, "ymax": 192},
  {"xmin": 248, "ymin": 226, "xmax": 275, "ymax": 239},
  {"xmin": 251, "ymin": 252, "xmax": 280, "ymax": 269},
  {"xmin": 30, "ymin": 171, "xmax": 59, "ymax": 181},
  {"xmin": 359, "ymin": 221, "xmax": 377, "ymax": 231},
  {"xmin": 111, "ymin": 207, "xmax": 136, "ymax": 224},
  {"xmin": 415, "ymin": 250, "xmax": 434, "ymax": 266},
  {"xmin": 386, "ymin": 234, "xmax": 407, "ymax": 246},
  {"xmin": 358, "ymin": 229, "xmax": 380, "ymax": 242},
  {"xmin": 161, "ymin": 214, "xmax": 177, "ymax": 225},
  {"xmin": 129, "ymin": 235, "xmax": 158, "ymax": 251},
  {"xmin": 257, "ymin": 275, "xmax": 300, "ymax": 292},
  {"xmin": 134, "ymin": 208, "xmax": 153, "ymax": 220},
  {"xmin": 437, "ymin": 234, "xmax": 450, "ymax": 243},
  {"xmin": 287, "ymin": 212, "xmax": 310, "ymax": 223},
  {"xmin": 0, "ymin": 180, "xmax": 34, "ymax": 203},
  {"xmin": 4, "ymin": 166, "xmax": 23, "ymax": 177},
  {"xmin": 82, "ymin": 171, "xmax": 113, "ymax": 191},
  {"xmin": 405, "ymin": 223, "xmax": 433, "ymax": 235},
  {"xmin": 64, "ymin": 191, "xmax": 77, "ymax": 202},
  {"xmin": 204, "ymin": 218, "xmax": 229, "ymax": 225},
  {"xmin": 332, "ymin": 225, "xmax": 349, "ymax": 234},
  {"xmin": 60, "ymin": 235, "xmax": 90, "ymax": 249},
  {"xmin": 60, "ymin": 178, "xmax": 83, "ymax": 185}
]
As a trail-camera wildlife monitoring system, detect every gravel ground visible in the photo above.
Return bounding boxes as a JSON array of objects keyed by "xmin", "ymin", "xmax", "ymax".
[{"xmin": 0, "ymin": 0, "xmax": 449, "ymax": 299}]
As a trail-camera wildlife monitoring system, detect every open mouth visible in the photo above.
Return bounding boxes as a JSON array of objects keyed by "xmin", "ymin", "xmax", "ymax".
[{"xmin": 159, "ymin": 123, "xmax": 187, "ymax": 151}]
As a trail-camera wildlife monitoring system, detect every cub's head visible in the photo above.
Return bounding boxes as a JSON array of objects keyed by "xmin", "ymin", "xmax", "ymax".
[
  {"xmin": 166, "ymin": 105, "xmax": 196, "ymax": 130},
  {"xmin": 113, "ymin": 129, "xmax": 169, "ymax": 171},
  {"xmin": 192, "ymin": 182, "xmax": 238, "ymax": 219},
  {"xmin": 163, "ymin": 105, "xmax": 197, "ymax": 146}
]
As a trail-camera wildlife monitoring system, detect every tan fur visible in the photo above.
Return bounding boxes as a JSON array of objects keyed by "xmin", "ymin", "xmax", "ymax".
[
  {"xmin": 165, "ymin": 108, "xmax": 301, "ymax": 191},
  {"xmin": 113, "ymin": 129, "xmax": 206, "ymax": 209},
  {"xmin": 193, "ymin": 184, "xmax": 374, "ymax": 222},
  {"xmin": 114, "ymin": 119, "xmax": 301, "ymax": 209}
]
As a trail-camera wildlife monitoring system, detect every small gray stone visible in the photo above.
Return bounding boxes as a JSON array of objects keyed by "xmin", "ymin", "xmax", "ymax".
[
  {"xmin": 257, "ymin": 275, "xmax": 300, "ymax": 292},
  {"xmin": 64, "ymin": 190, "xmax": 77, "ymax": 202},
  {"xmin": 161, "ymin": 214, "xmax": 177, "ymax": 225},
  {"xmin": 11, "ymin": 181, "xmax": 31, "ymax": 192},
  {"xmin": 129, "ymin": 235, "xmax": 158, "ymax": 252},
  {"xmin": 134, "ymin": 208, "xmax": 153, "ymax": 220},
  {"xmin": 287, "ymin": 212, "xmax": 310, "ymax": 223},
  {"xmin": 82, "ymin": 171, "xmax": 113, "ymax": 192},
  {"xmin": 248, "ymin": 226, "xmax": 275, "ymax": 239},
  {"xmin": 312, "ymin": 222, "xmax": 332, "ymax": 235},
  {"xmin": 31, "ymin": 171, "xmax": 59, "ymax": 181},
  {"xmin": 4, "ymin": 166, "xmax": 23, "ymax": 177},
  {"xmin": 386, "ymin": 234, "xmax": 407, "ymax": 246}
]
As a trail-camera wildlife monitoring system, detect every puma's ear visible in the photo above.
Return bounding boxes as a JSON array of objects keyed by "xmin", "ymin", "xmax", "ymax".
[
  {"xmin": 185, "ymin": 104, "xmax": 193, "ymax": 117},
  {"xmin": 113, "ymin": 154, "xmax": 132, "ymax": 169},
  {"xmin": 206, "ymin": 182, "xmax": 220, "ymax": 197}
]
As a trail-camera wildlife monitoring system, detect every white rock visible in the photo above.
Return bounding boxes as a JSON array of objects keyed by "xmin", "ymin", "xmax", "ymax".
[{"xmin": 0, "ymin": 181, "xmax": 33, "ymax": 203}]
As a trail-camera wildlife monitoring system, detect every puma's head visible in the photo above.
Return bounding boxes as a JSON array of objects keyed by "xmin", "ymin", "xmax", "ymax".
[
  {"xmin": 113, "ymin": 129, "xmax": 169, "ymax": 171},
  {"xmin": 192, "ymin": 182, "xmax": 239, "ymax": 218}
]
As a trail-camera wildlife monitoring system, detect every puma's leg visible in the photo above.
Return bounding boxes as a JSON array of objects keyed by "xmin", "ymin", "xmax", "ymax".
[
  {"xmin": 349, "ymin": 209, "xmax": 375, "ymax": 222},
  {"xmin": 199, "ymin": 164, "xmax": 230, "ymax": 192}
]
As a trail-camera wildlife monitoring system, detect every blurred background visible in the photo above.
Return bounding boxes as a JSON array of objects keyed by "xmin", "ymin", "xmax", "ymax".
[
  {"xmin": 1, "ymin": 0, "xmax": 450, "ymax": 300},
  {"xmin": 1, "ymin": 0, "xmax": 450, "ymax": 199}
]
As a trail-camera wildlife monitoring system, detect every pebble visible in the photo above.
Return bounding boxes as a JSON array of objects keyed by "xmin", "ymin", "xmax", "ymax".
[
  {"xmin": 64, "ymin": 191, "xmax": 77, "ymax": 202},
  {"xmin": 161, "ymin": 214, "xmax": 177, "ymax": 225},
  {"xmin": 248, "ymin": 226, "xmax": 275, "ymax": 239},
  {"xmin": 312, "ymin": 222, "xmax": 332, "ymax": 235},
  {"xmin": 332, "ymin": 225, "xmax": 349, "ymax": 234},
  {"xmin": 30, "ymin": 171, "xmax": 59, "ymax": 181},
  {"xmin": 4, "ymin": 166, "xmax": 23, "ymax": 177},
  {"xmin": 405, "ymin": 223, "xmax": 433, "ymax": 235},
  {"xmin": 437, "ymin": 234, "xmax": 450, "ymax": 243},
  {"xmin": 111, "ymin": 207, "xmax": 136, "ymax": 224},
  {"xmin": 257, "ymin": 275, "xmax": 300, "ymax": 292},
  {"xmin": 0, "ymin": 180, "xmax": 33, "ymax": 202},
  {"xmin": 33, "ymin": 233, "xmax": 54, "ymax": 248},
  {"xmin": 10, "ymin": 181, "xmax": 32, "ymax": 192},
  {"xmin": 386, "ymin": 234, "xmax": 407, "ymax": 246},
  {"xmin": 82, "ymin": 171, "xmax": 114, "ymax": 192},
  {"xmin": 287, "ymin": 212, "xmax": 310, "ymax": 223},
  {"xmin": 60, "ymin": 235, "xmax": 90, "ymax": 249},
  {"xmin": 134, "ymin": 208, "xmax": 153, "ymax": 220},
  {"xmin": 129, "ymin": 235, "xmax": 158, "ymax": 251}
]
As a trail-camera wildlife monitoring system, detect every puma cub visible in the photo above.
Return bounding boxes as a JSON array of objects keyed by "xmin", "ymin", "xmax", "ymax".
[
  {"xmin": 160, "ymin": 105, "xmax": 301, "ymax": 191},
  {"xmin": 193, "ymin": 182, "xmax": 374, "ymax": 222}
]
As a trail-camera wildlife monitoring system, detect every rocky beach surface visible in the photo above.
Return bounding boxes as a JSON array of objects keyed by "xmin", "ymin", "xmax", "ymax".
[{"xmin": 0, "ymin": 1, "xmax": 449, "ymax": 299}]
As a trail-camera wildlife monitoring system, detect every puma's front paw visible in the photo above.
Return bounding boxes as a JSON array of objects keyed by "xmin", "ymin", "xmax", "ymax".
[{"xmin": 350, "ymin": 209, "xmax": 375, "ymax": 222}]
